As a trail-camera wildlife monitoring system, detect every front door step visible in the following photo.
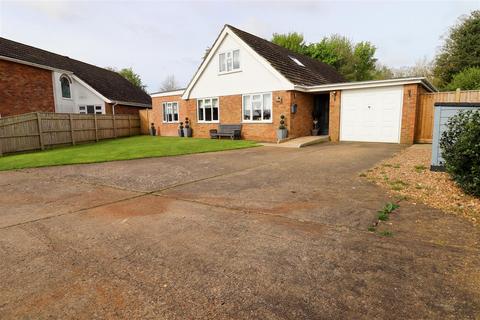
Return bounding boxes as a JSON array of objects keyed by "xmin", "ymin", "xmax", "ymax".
[{"xmin": 261, "ymin": 135, "xmax": 329, "ymax": 148}]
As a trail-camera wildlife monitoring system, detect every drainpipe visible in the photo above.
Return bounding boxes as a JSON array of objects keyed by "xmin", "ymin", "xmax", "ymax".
[{"xmin": 112, "ymin": 102, "xmax": 118, "ymax": 115}]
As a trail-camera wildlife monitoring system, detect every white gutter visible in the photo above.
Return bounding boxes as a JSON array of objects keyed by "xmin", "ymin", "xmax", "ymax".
[{"xmin": 294, "ymin": 77, "xmax": 437, "ymax": 93}]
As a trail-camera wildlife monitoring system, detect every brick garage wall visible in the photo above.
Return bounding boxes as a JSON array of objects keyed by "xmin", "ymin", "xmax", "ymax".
[
  {"xmin": 0, "ymin": 59, "xmax": 55, "ymax": 117},
  {"xmin": 328, "ymin": 91, "xmax": 341, "ymax": 142},
  {"xmin": 289, "ymin": 91, "xmax": 314, "ymax": 138},
  {"xmin": 400, "ymin": 84, "xmax": 420, "ymax": 144}
]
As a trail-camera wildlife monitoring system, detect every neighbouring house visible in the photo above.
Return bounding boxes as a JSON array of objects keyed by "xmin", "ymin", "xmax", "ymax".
[
  {"xmin": 0, "ymin": 37, "xmax": 151, "ymax": 117},
  {"xmin": 150, "ymin": 25, "xmax": 436, "ymax": 144}
]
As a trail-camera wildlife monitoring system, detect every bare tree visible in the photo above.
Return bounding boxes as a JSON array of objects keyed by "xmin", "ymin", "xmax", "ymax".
[
  {"xmin": 159, "ymin": 74, "xmax": 180, "ymax": 92},
  {"xmin": 391, "ymin": 57, "xmax": 434, "ymax": 80}
]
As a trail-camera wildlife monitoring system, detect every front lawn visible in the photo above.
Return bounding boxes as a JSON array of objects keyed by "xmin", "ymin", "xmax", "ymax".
[{"xmin": 0, "ymin": 136, "xmax": 258, "ymax": 171}]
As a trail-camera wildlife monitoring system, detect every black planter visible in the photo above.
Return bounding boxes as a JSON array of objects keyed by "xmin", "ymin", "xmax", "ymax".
[
  {"xmin": 312, "ymin": 129, "xmax": 320, "ymax": 136},
  {"xmin": 178, "ymin": 129, "xmax": 184, "ymax": 137},
  {"xmin": 183, "ymin": 127, "xmax": 192, "ymax": 137}
]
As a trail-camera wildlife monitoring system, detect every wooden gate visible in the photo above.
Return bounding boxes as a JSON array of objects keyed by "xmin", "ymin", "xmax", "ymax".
[{"xmin": 415, "ymin": 89, "xmax": 480, "ymax": 143}]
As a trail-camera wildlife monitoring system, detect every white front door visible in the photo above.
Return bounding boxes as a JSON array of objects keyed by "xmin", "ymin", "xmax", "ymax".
[{"xmin": 340, "ymin": 86, "xmax": 403, "ymax": 143}]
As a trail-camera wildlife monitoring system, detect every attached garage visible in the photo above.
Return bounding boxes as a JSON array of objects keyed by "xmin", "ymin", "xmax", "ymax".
[
  {"xmin": 299, "ymin": 77, "xmax": 437, "ymax": 144},
  {"xmin": 340, "ymin": 86, "xmax": 403, "ymax": 143}
]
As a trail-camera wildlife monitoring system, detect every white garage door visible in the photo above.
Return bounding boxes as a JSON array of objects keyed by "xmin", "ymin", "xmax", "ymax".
[{"xmin": 340, "ymin": 86, "xmax": 403, "ymax": 143}]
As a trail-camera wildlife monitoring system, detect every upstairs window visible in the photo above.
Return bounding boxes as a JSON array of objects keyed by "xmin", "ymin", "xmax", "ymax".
[
  {"xmin": 242, "ymin": 92, "xmax": 272, "ymax": 122},
  {"xmin": 60, "ymin": 75, "xmax": 71, "ymax": 99},
  {"xmin": 219, "ymin": 49, "xmax": 240, "ymax": 73},
  {"xmin": 163, "ymin": 102, "xmax": 179, "ymax": 123},
  {"xmin": 197, "ymin": 98, "xmax": 219, "ymax": 122}
]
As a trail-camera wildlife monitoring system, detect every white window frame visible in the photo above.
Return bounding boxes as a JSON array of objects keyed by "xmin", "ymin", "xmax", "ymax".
[
  {"xmin": 60, "ymin": 75, "xmax": 72, "ymax": 100},
  {"xmin": 197, "ymin": 97, "xmax": 220, "ymax": 123},
  {"xmin": 242, "ymin": 92, "xmax": 273, "ymax": 123},
  {"xmin": 218, "ymin": 49, "xmax": 241, "ymax": 74},
  {"xmin": 78, "ymin": 105, "xmax": 104, "ymax": 114},
  {"xmin": 162, "ymin": 102, "xmax": 179, "ymax": 123}
]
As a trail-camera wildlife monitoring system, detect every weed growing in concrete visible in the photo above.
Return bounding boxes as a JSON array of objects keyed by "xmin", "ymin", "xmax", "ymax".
[
  {"xmin": 379, "ymin": 230, "xmax": 393, "ymax": 237},
  {"xmin": 377, "ymin": 202, "xmax": 400, "ymax": 221}
]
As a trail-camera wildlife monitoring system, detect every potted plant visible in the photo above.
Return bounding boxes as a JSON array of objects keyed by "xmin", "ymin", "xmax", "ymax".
[
  {"xmin": 277, "ymin": 114, "xmax": 288, "ymax": 141},
  {"xmin": 178, "ymin": 122, "xmax": 184, "ymax": 137},
  {"xmin": 183, "ymin": 117, "xmax": 192, "ymax": 137},
  {"xmin": 312, "ymin": 119, "xmax": 320, "ymax": 136}
]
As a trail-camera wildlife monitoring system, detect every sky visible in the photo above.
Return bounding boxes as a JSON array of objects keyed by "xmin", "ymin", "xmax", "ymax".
[{"xmin": 1, "ymin": 0, "xmax": 479, "ymax": 93}]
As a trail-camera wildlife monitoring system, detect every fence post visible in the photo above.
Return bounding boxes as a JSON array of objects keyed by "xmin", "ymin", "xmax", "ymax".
[
  {"xmin": 113, "ymin": 113, "xmax": 117, "ymax": 138},
  {"xmin": 69, "ymin": 114, "xmax": 75, "ymax": 145},
  {"xmin": 94, "ymin": 114, "xmax": 99, "ymax": 142},
  {"xmin": 455, "ymin": 88, "xmax": 461, "ymax": 102},
  {"xmin": 36, "ymin": 112, "xmax": 45, "ymax": 150},
  {"xmin": 128, "ymin": 115, "xmax": 132, "ymax": 136}
]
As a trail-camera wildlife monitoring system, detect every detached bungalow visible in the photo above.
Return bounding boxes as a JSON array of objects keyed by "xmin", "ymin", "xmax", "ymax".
[
  {"xmin": 0, "ymin": 37, "xmax": 151, "ymax": 117},
  {"xmin": 151, "ymin": 25, "xmax": 436, "ymax": 144}
]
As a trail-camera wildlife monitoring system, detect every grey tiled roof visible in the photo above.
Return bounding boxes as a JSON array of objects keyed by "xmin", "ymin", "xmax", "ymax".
[{"xmin": 227, "ymin": 25, "xmax": 345, "ymax": 86}]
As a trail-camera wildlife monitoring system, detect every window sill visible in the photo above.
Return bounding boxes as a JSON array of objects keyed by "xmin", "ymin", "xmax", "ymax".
[
  {"xmin": 162, "ymin": 121, "xmax": 179, "ymax": 124},
  {"xmin": 218, "ymin": 69, "xmax": 242, "ymax": 76},
  {"xmin": 242, "ymin": 120, "xmax": 273, "ymax": 124},
  {"xmin": 62, "ymin": 97, "xmax": 73, "ymax": 100},
  {"xmin": 197, "ymin": 121, "xmax": 220, "ymax": 124}
]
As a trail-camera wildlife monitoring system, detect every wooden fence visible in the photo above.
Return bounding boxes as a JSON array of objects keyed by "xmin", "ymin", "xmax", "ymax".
[
  {"xmin": 139, "ymin": 109, "xmax": 153, "ymax": 135},
  {"xmin": 415, "ymin": 89, "xmax": 480, "ymax": 143},
  {"xmin": 0, "ymin": 112, "xmax": 140, "ymax": 155}
]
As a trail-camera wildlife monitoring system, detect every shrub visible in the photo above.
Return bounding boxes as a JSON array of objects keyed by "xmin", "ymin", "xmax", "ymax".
[
  {"xmin": 440, "ymin": 110, "xmax": 480, "ymax": 196},
  {"xmin": 446, "ymin": 67, "xmax": 480, "ymax": 91}
]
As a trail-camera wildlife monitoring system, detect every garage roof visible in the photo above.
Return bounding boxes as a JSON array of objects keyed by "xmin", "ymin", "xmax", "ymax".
[{"xmin": 294, "ymin": 77, "xmax": 437, "ymax": 93}]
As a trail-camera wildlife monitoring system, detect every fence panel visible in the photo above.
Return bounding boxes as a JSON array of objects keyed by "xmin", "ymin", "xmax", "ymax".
[
  {"xmin": 0, "ymin": 112, "xmax": 141, "ymax": 155},
  {"xmin": 415, "ymin": 89, "xmax": 480, "ymax": 143}
]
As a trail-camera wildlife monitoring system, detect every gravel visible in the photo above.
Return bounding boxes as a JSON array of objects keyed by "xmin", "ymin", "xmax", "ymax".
[{"xmin": 365, "ymin": 144, "xmax": 479, "ymax": 225}]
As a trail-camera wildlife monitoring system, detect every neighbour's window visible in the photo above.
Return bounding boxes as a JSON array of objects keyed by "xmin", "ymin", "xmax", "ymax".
[
  {"xmin": 79, "ymin": 105, "xmax": 103, "ymax": 114},
  {"xmin": 219, "ymin": 49, "xmax": 240, "ymax": 73},
  {"xmin": 197, "ymin": 98, "xmax": 219, "ymax": 122},
  {"xmin": 162, "ymin": 102, "xmax": 179, "ymax": 123},
  {"xmin": 242, "ymin": 92, "xmax": 272, "ymax": 122},
  {"xmin": 60, "ymin": 75, "xmax": 71, "ymax": 99}
]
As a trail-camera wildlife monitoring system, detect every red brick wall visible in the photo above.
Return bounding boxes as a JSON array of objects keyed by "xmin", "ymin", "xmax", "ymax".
[
  {"xmin": 289, "ymin": 91, "xmax": 314, "ymax": 138},
  {"xmin": 0, "ymin": 59, "xmax": 55, "ymax": 117},
  {"xmin": 328, "ymin": 91, "xmax": 341, "ymax": 142},
  {"xmin": 152, "ymin": 91, "xmax": 292, "ymax": 142},
  {"xmin": 104, "ymin": 103, "xmax": 145, "ymax": 115},
  {"xmin": 400, "ymin": 84, "xmax": 420, "ymax": 144}
]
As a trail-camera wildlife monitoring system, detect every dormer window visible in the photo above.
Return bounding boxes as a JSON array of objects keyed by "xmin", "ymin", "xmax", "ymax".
[
  {"xmin": 289, "ymin": 56, "xmax": 305, "ymax": 67},
  {"xmin": 60, "ymin": 75, "xmax": 72, "ymax": 99},
  {"xmin": 219, "ymin": 49, "xmax": 240, "ymax": 73}
]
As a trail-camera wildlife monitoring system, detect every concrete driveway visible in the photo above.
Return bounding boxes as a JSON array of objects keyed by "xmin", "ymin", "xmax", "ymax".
[{"xmin": 1, "ymin": 142, "xmax": 479, "ymax": 319}]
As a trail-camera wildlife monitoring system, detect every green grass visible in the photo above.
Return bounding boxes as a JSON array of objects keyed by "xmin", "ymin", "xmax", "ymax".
[
  {"xmin": 379, "ymin": 230, "xmax": 393, "ymax": 237},
  {"xmin": 414, "ymin": 164, "xmax": 427, "ymax": 173},
  {"xmin": 0, "ymin": 136, "xmax": 258, "ymax": 171}
]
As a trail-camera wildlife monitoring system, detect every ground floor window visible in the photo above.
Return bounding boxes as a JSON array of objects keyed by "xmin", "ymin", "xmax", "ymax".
[
  {"xmin": 242, "ymin": 92, "xmax": 272, "ymax": 122},
  {"xmin": 163, "ymin": 102, "xmax": 179, "ymax": 123},
  {"xmin": 79, "ymin": 105, "xmax": 103, "ymax": 114},
  {"xmin": 197, "ymin": 98, "xmax": 219, "ymax": 122}
]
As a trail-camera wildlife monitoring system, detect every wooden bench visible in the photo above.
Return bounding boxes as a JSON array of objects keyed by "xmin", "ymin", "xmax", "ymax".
[{"xmin": 210, "ymin": 124, "xmax": 242, "ymax": 140}]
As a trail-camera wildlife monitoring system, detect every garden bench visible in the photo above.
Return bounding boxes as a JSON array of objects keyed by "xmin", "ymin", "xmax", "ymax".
[{"xmin": 210, "ymin": 124, "xmax": 242, "ymax": 140}]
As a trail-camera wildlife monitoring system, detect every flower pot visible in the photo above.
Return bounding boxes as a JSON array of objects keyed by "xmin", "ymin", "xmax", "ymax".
[
  {"xmin": 178, "ymin": 129, "xmax": 184, "ymax": 137},
  {"xmin": 312, "ymin": 129, "xmax": 320, "ymax": 136},
  {"xmin": 277, "ymin": 128, "xmax": 288, "ymax": 141},
  {"xmin": 183, "ymin": 127, "xmax": 192, "ymax": 137}
]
